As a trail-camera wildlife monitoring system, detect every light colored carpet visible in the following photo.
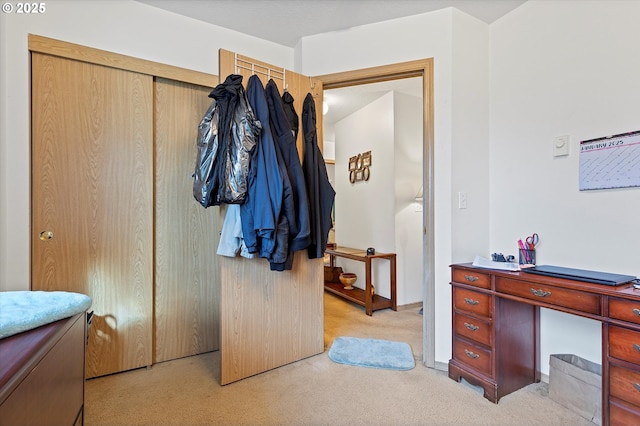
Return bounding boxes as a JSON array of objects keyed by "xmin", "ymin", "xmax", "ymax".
[{"xmin": 84, "ymin": 293, "xmax": 594, "ymax": 425}]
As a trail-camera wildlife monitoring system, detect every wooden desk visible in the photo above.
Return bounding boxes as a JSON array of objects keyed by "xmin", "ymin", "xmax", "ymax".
[
  {"xmin": 325, "ymin": 246, "xmax": 397, "ymax": 316},
  {"xmin": 448, "ymin": 263, "xmax": 640, "ymax": 426}
]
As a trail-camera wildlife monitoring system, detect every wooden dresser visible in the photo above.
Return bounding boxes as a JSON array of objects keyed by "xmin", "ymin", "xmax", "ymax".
[
  {"xmin": 449, "ymin": 263, "xmax": 640, "ymax": 426},
  {"xmin": 0, "ymin": 313, "xmax": 86, "ymax": 425}
]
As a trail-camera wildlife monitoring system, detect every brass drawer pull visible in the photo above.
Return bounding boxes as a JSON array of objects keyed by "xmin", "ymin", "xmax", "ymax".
[
  {"xmin": 464, "ymin": 349, "xmax": 480, "ymax": 359},
  {"xmin": 633, "ymin": 308, "xmax": 640, "ymax": 317},
  {"xmin": 530, "ymin": 288, "xmax": 551, "ymax": 298},
  {"xmin": 464, "ymin": 275, "xmax": 479, "ymax": 282},
  {"xmin": 464, "ymin": 322, "xmax": 479, "ymax": 331},
  {"xmin": 634, "ymin": 383, "xmax": 640, "ymax": 392},
  {"xmin": 464, "ymin": 298, "xmax": 479, "ymax": 306},
  {"xmin": 634, "ymin": 343, "xmax": 640, "ymax": 353}
]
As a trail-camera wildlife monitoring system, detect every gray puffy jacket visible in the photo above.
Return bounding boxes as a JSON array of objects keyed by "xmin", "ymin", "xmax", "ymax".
[{"xmin": 193, "ymin": 74, "xmax": 260, "ymax": 207}]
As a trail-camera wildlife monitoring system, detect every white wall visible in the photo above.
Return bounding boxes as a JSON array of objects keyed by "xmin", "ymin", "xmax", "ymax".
[
  {"xmin": 332, "ymin": 91, "xmax": 423, "ymax": 305},
  {"xmin": 334, "ymin": 93, "xmax": 395, "ymax": 298},
  {"xmin": 490, "ymin": 0, "xmax": 640, "ymax": 374},
  {"xmin": 393, "ymin": 92, "xmax": 424, "ymax": 305},
  {"xmin": 301, "ymin": 8, "xmax": 491, "ymax": 364},
  {"xmin": 451, "ymin": 12, "xmax": 490, "ymax": 264},
  {"xmin": 0, "ymin": 0, "xmax": 293, "ymax": 291}
]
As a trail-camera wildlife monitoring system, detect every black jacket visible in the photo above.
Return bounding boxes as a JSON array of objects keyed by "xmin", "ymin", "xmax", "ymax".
[
  {"xmin": 302, "ymin": 93, "xmax": 335, "ymax": 259},
  {"xmin": 282, "ymin": 91, "xmax": 299, "ymax": 141},
  {"xmin": 265, "ymin": 79, "xmax": 311, "ymax": 270}
]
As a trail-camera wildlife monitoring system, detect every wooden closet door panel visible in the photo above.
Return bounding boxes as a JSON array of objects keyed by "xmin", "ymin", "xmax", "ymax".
[
  {"xmin": 220, "ymin": 252, "xmax": 324, "ymax": 384},
  {"xmin": 154, "ymin": 78, "xmax": 220, "ymax": 362},
  {"xmin": 31, "ymin": 53, "xmax": 153, "ymax": 378},
  {"xmin": 218, "ymin": 49, "xmax": 325, "ymax": 384}
]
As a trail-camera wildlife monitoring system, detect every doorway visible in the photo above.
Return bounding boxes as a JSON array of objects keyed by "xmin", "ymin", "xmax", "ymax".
[{"xmin": 317, "ymin": 59, "xmax": 435, "ymax": 367}]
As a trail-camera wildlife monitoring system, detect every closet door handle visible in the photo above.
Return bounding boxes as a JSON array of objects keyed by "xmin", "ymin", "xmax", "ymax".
[
  {"xmin": 39, "ymin": 230, "xmax": 54, "ymax": 241},
  {"xmin": 464, "ymin": 298, "xmax": 479, "ymax": 306}
]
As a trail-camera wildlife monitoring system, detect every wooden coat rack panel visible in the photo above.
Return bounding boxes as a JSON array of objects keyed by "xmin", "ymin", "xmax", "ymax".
[{"xmin": 218, "ymin": 49, "xmax": 325, "ymax": 384}]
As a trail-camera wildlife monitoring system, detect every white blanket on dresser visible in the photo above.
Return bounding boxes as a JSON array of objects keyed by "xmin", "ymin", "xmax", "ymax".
[{"xmin": 0, "ymin": 291, "xmax": 92, "ymax": 339}]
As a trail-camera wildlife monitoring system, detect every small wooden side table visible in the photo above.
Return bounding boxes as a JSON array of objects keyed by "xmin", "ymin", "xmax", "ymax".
[{"xmin": 324, "ymin": 246, "xmax": 397, "ymax": 316}]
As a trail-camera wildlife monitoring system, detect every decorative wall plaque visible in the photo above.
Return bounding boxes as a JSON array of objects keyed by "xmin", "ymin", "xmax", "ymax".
[{"xmin": 348, "ymin": 151, "xmax": 371, "ymax": 183}]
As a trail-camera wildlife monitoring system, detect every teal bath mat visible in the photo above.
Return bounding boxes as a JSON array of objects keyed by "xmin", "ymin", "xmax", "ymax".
[{"xmin": 328, "ymin": 336, "xmax": 415, "ymax": 371}]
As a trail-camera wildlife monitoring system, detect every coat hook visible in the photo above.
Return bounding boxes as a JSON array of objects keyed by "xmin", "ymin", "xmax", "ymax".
[{"xmin": 309, "ymin": 77, "xmax": 319, "ymax": 97}]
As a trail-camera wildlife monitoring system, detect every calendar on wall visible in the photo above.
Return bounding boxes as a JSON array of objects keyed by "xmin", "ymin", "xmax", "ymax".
[{"xmin": 579, "ymin": 130, "xmax": 640, "ymax": 191}]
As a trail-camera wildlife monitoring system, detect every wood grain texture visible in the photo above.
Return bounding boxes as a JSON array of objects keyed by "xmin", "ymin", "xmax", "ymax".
[
  {"xmin": 154, "ymin": 78, "xmax": 220, "ymax": 362},
  {"xmin": 316, "ymin": 59, "xmax": 429, "ymax": 89},
  {"xmin": 31, "ymin": 53, "xmax": 154, "ymax": 378},
  {"xmin": 220, "ymin": 253, "xmax": 324, "ymax": 384},
  {"xmin": 0, "ymin": 314, "xmax": 85, "ymax": 425},
  {"xmin": 218, "ymin": 50, "xmax": 325, "ymax": 384},
  {"xmin": 29, "ymin": 34, "xmax": 217, "ymax": 88}
]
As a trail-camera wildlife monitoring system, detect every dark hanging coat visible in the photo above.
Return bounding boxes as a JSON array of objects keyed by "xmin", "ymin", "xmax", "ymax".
[
  {"xmin": 302, "ymin": 93, "xmax": 336, "ymax": 259},
  {"xmin": 192, "ymin": 100, "xmax": 220, "ymax": 208},
  {"xmin": 193, "ymin": 74, "xmax": 259, "ymax": 206},
  {"xmin": 265, "ymin": 79, "xmax": 311, "ymax": 271},
  {"xmin": 282, "ymin": 91, "xmax": 299, "ymax": 141},
  {"xmin": 241, "ymin": 75, "xmax": 285, "ymax": 258}
]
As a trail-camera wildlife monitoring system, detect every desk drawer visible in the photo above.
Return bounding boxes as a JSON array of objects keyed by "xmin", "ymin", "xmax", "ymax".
[
  {"xmin": 453, "ymin": 337, "xmax": 492, "ymax": 377},
  {"xmin": 453, "ymin": 287, "xmax": 491, "ymax": 318},
  {"xmin": 610, "ymin": 298, "xmax": 640, "ymax": 326},
  {"xmin": 610, "ymin": 399, "xmax": 640, "ymax": 426},
  {"xmin": 452, "ymin": 269, "xmax": 490, "ymax": 289},
  {"xmin": 610, "ymin": 364, "xmax": 640, "ymax": 407},
  {"xmin": 454, "ymin": 312, "xmax": 491, "ymax": 347},
  {"xmin": 495, "ymin": 277, "xmax": 600, "ymax": 314},
  {"xmin": 609, "ymin": 326, "xmax": 640, "ymax": 364}
]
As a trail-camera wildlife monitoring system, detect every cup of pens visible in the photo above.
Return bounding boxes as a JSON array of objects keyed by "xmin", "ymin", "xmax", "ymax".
[
  {"xmin": 519, "ymin": 248, "xmax": 536, "ymax": 266},
  {"xmin": 518, "ymin": 233, "xmax": 539, "ymax": 267}
]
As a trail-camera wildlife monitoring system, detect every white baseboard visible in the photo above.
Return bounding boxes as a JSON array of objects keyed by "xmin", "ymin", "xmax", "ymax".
[
  {"xmin": 434, "ymin": 360, "xmax": 448, "ymax": 371},
  {"xmin": 540, "ymin": 372, "xmax": 549, "ymax": 383}
]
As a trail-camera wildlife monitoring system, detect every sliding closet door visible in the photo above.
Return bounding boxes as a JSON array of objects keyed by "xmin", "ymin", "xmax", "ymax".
[
  {"xmin": 217, "ymin": 49, "xmax": 325, "ymax": 384},
  {"xmin": 31, "ymin": 52, "xmax": 154, "ymax": 378},
  {"xmin": 154, "ymin": 78, "xmax": 220, "ymax": 362}
]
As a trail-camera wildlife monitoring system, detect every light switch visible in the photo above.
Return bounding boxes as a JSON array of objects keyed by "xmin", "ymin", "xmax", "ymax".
[
  {"xmin": 458, "ymin": 192, "xmax": 467, "ymax": 209},
  {"xmin": 553, "ymin": 135, "xmax": 570, "ymax": 157}
]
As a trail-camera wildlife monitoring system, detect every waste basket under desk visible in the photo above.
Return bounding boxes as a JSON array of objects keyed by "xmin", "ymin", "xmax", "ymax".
[{"xmin": 324, "ymin": 246, "xmax": 397, "ymax": 316}]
